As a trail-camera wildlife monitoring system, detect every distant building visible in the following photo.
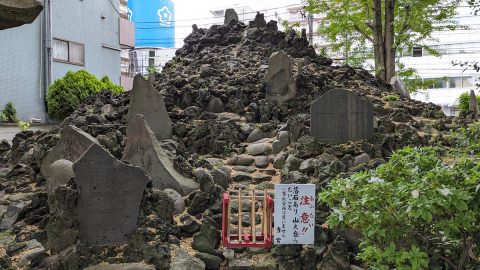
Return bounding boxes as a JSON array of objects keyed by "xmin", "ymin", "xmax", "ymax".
[
  {"xmin": 405, "ymin": 5, "xmax": 480, "ymax": 116},
  {"xmin": 0, "ymin": 0, "xmax": 134, "ymax": 122}
]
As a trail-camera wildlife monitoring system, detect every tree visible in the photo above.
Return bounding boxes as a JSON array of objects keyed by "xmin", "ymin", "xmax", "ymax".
[{"xmin": 306, "ymin": 0, "xmax": 460, "ymax": 83}]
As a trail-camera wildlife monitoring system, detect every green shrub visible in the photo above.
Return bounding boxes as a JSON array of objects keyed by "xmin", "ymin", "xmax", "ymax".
[
  {"xmin": 1, "ymin": 102, "xmax": 17, "ymax": 123},
  {"xmin": 46, "ymin": 70, "xmax": 123, "ymax": 120},
  {"xmin": 385, "ymin": 94, "xmax": 399, "ymax": 101},
  {"xmin": 320, "ymin": 142, "xmax": 480, "ymax": 269},
  {"xmin": 17, "ymin": 120, "xmax": 30, "ymax": 132},
  {"xmin": 457, "ymin": 91, "xmax": 480, "ymax": 112}
]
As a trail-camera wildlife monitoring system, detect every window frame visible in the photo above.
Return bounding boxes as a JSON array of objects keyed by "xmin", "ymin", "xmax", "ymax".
[{"xmin": 52, "ymin": 38, "xmax": 85, "ymax": 66}]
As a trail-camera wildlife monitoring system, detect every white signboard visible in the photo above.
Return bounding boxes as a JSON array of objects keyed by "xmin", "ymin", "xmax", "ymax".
[{"xmin": 274, "ymin": 184, "xmax": 316, "ymax": 245}]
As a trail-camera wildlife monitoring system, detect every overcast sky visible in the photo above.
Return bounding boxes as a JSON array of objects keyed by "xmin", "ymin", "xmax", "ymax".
[{"xmin": 173, "ymin": 0, "xmax": 301, "ymax": 47}]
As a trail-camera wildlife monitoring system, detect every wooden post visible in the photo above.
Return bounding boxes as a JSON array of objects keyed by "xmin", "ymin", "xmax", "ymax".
[
  {"xmin": 251, "ymin": 189, "xmax": 256, "ymax": 242},
  {"xmin": 238, "ymin": 189, "xmax": 242, "ymax": 241}
]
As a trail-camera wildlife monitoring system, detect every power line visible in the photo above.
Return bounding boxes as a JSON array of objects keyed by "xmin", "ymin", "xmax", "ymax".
[
  {"xmin": 133, "ymin": 4, "xmax": 300, "ymax": 24},
  {"xmin": 134, "ymin": 12, "xmax": 291, "ymax": 29}
]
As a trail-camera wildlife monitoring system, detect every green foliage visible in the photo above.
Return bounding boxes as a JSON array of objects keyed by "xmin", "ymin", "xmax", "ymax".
[
  {"xmin": 306, "ymin": 0, "xmax": 460, "ymax": 78},
  {"xmin": 457, "ymin": 91, "xmax": 480, "ymax": 113},
  {"xmin": 280, "ymin": 19, "xmax": 302, "ymax": 34},
  {"xmin": 146, "ymin": 65, "xmax": 159, "ymax": 75},
  {"xmin": 17, "ymin": 120, "xmax": 30, "ymax": 132},
  {"xmin": 385, "ymin": 95, "xmax": 399, "ymax": 101},
  {"xmin": 46, "ymin": 70, "xmax": 123, "ymax": 120},
  {"xmin": 320, "ymin": 137, "xmax": 480, "ymax": 268},
  {"xmin": 1, "ymin": 102, "xmax": 17, "ymax": 123}
]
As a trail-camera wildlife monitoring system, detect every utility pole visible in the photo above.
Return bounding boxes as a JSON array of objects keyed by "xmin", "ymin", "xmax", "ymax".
[
  {"xmin": 301, "ymin": 0, "xmax": 314, "ymax": 46},
  {"xmin": 307, "ymin": 13, "xmax": 313, "ymax": 45}
]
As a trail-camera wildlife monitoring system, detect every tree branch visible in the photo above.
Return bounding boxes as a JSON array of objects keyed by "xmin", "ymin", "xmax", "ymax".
[
  {"xmin": 394, "ymin": 6, "xmax": 411, "ymax": 47},
  {"xmin": 353, "ymin": 24, "xmax": 373, "ymax": 43}
]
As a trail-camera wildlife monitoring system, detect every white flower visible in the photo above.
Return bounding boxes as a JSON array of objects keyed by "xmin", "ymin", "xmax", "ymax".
[
  {"xmin": 333, "ymin": 208, "xmax": 344, "ymax": 221},
  {"xmin": 368, "ymin": 177, "xmax": 384, "ymax": 184},
  {"xmin": 341, "ymin": 199, "xmax": 347, "ymax": 207},
  {"xmin": 157, "ymin": 6, "xmax": 172, "ymax": 26},
  {"xmin": 411, "ymin": 189, "xmax": 420, "ymax": 198},
  {"xmin": 437, "ymin": 187, "xmax": 452, "ymax": 197}
]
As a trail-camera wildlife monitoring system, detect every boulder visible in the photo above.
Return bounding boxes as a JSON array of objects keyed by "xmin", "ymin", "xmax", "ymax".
[
  {"xmin": 0, "ymin": 0, "xmax": 43, "ymax": 30},
  {"xmin": 45, "ymin": 159, "xmax": 74, "ymax": 195}
]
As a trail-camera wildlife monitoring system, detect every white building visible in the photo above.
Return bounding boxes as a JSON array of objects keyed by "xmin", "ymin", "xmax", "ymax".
[{"xmin": 406, "ymin": 5, "xmax": 480, "ymax": 116}]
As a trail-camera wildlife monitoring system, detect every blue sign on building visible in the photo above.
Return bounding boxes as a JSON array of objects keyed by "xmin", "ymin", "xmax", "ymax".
[{"xmin": 128, "ymin": 0, "xmax": 175, "ymax": 48}]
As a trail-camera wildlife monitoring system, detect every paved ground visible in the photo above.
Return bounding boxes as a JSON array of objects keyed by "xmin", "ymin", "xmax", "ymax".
[{"xmin": 0, "ymin": 125, "xmax": 55, "ymax": 144}]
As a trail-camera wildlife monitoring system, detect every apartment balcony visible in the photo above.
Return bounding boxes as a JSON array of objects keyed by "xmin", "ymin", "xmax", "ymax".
[{"xmin": 119, "ymin": 17, "xmax": 135, "ymax": 49}]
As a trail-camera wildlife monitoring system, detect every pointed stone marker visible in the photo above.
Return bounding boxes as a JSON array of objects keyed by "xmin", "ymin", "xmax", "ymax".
[
  {"xmin": 469, "ymin": 90, "xmax": 479, "ymax": 118},
  {"xmin": 266, "ymin": 51, "xmax": 297, "ymax": 103},
  {"xmin": 41, "ymin": 125, "xmax": 98, "ymax": 177},
  {"xmin": 122, "ymin": 114, "xmax": 199, "ymax": 195},
  {"xmin": 73, "ymin": 144, "xmax": 149, "ymax": 246},
  {"xmin": 224, "ymin": 8, "xmax": 239, "ymax": 25},
  {"xmin": 127, "ymin": 74, "xmax": 172, "ymax": 140}
]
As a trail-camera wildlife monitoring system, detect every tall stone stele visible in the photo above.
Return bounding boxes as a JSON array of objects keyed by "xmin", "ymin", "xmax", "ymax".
[
  {"xmin": 310, "ymin": 89, "xmax": 374, "ymax": 143},
  {"xmin": 127, "ymin": 74, "xmax": 173, "ymax": 140},
  {"xmin": 73, "ymin": 144, "xmax": 150, "ymax": 246},
  {"xmin": 266, "ymin": 50, "xmax": 297, "ymax": 103},
  {"xmin": 469, "ymin": 90, "xmax": 479, "ymax": 118},
  {"xmin": 0, "ymin": 0, "xmax": 43, "ymax": 30}
]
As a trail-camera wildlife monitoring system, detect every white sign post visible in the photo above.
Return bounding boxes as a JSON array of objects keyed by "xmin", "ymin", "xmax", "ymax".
[{"xmin": 274, "ymin": 184, "xmax": 316, "ymax": 245}]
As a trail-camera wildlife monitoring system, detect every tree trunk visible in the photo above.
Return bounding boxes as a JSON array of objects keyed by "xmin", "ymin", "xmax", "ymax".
[
  {"xmin": 372, "ymin": 0, "xmax": 386, "ymax": 81},
  {"xmin": 384, "ymin": 0, "xmax": 396, "ymax": 83}
]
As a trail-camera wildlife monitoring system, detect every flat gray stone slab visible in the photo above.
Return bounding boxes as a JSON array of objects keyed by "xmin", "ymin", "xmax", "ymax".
[
  {"xmin": 127, "ymin": 74, "xmax": 172, "ymax": 140},
  {"xmin": 41, "ymin": 125, "xmax": 98, "ymax": 177},
  {"xmin": 73, "ymin": 144, "xmax": 149, "ymax": 246},
  {"xmin": 122, "ymin": 114, "xmax": 199, "ymax": 195},
  {"xmin": 310, "ymin": 89, "xmax": 373, "ymax": 143},
  {"xmin": 266, "ymin": 50, "xmax": 297, "ymax": 103}
]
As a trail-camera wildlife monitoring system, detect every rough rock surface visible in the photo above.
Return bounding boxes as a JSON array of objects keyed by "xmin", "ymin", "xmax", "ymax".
[
  {"xmin": 0, "ymin": 0, "xmax": 43, "ymax": 30},
  {"xmin": 0, "ymin": 12, "xmax": 463, "ymax": 270}
]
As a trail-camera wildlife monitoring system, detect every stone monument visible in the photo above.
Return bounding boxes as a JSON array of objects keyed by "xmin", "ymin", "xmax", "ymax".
[
  {"xmin": 127, "ymin": 74, "xmax": 173, "ymax": 140},
  {"xmin": 41, "ymin": 125, "xmax": 98, "ymax": 177},
  {"xmin": 224, "ymin": 8, "xmax": 239, "ymax": 25},
  {"xmin": 390, "ymin": 75, "xmax": 410, "ymax": 99},
  {"xmin": 266, "ymin": 50, "xmax": 297, "ymax": 103},
  {"xmin": 122, "ymin": 114, "xmax": 199, "ymax": 195},
  {"xmin": 73, "ymin": 144, "xmax": 149, "ymax": 246},
  {"xmin": 310, "ymin": 89, "xmax": 374, "ymax": 143},
  {"xmin": 469, "ymin": 90, "xmax": 479, "ymax": 117}
]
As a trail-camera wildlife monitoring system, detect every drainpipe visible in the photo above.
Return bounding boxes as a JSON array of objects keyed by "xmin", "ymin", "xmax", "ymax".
[{"xmin": 42, "ymin": 0, "xmax": 52, "ymax": 121}]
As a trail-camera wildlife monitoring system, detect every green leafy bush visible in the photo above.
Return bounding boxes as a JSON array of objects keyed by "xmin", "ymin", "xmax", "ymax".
[
  {"xmin": 17, "ymin": 120, "xmax": 30, "ymax": 132},
  {"xmin": 1, "ymin": 102, "xmax": 17, "ymax": 123},
  {"xmin": 457, "ymin": 91, "xmax": 480, "ymax": 112},
  {"xmin": 320, "ymin": 141, "xmax": 480, "ymax": 269},
  {"xmin": 46, "ymin": 70, "xmax": 123, "ymax": 120},
  {"xmin": 385, "ymin": 95, "xmax": 399, "ymax": 101}
]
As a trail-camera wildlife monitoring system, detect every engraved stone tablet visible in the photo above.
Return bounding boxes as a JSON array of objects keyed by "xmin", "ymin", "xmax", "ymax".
[
  {"xmin": 73, "ymin": 144, "xmax": 149, "ymax": 246},
  {"xmin": 122, "ymin": 114, "xmax": 199, "ymax": 195},
  {"xmin": 266, "ymin": 51, "xmax": 297, "ymax": 103},
  {"xmin": 127, "ymin": 74, "xmax": 172, "ymax": 140},
  {"xmin": 41, "ymin": 125, "xmax": 98, "ymax": 177},
  {"xmin": 310, "ymin": 89, "xmax": 373, "ymax": 143}
]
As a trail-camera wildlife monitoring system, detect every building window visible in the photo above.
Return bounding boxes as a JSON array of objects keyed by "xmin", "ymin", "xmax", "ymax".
[
  {"xmin": 449, "ymin": 77, "xmax": 463, "ymax": 88},
  {"xmin": 149, "ymin": 50, "xmax": 155, "ymax": 57},
  {"xmin": 412, "ymin": 47, "xmax": 423, "ymax": 57},
  {"xmin": 53, "ymin": 38, "xmax": 85, "ymax": 65}
]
